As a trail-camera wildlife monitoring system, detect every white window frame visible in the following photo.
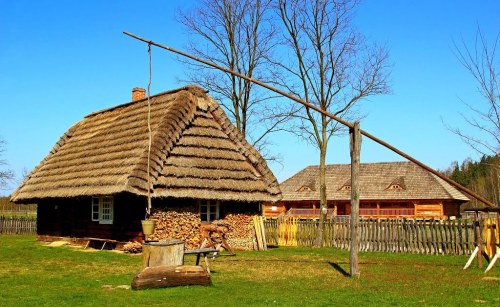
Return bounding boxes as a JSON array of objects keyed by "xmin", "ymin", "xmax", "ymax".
[
  {"xmin": 199, "ymin": 200, "xmax": 220, "ymax": 222},
  {"xmin": 91, "ymin": 196, "xmax": 114, "ymax": 224}
]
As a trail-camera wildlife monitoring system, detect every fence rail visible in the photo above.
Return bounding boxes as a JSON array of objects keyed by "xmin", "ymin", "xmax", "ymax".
[
  {"xmin": 263, "ymin": 217, "xmax": 497, "ymax": 255},
  {"xmin": 0, "ymin": 216, "xmax": 37, "ymax": 235}
]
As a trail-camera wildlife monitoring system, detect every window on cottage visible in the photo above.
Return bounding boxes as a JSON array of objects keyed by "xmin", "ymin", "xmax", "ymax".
[
  {"xmin": 298, "ymin": 186, "xmax": 312, "ymax": 192},
  {"xmin": 386, "ymin": 183, "xmax": 405, "ymax": 190},
  {"xmin": 199, "ymin": 200, "xmax": 220, "ymax": 222},
  {"xmin": 91, "ymin": 196, "xmax": 114, "ymax": 224}
]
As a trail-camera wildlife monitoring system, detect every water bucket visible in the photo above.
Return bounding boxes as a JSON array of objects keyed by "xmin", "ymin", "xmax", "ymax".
[{"xmin": 141, "ymin": 220, "xmax": 156, "ymax": 235}]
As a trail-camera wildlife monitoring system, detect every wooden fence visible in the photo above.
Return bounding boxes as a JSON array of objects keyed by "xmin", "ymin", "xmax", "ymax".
[
  {"xmin": 0, "ymin": 216, "xmax": 37, "ymax": 235},
  {"xmin": 263, "ymin": 217, "xmax": 497, "ymax": 255}
]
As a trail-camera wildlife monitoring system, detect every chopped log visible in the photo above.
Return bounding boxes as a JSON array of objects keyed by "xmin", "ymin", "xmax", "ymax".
[
  {"xmin": 131, "ymin": 265, "xmax": 212, "ymax": 290},
  {"xmin": 142, "ymin": 239, "xmax": 184, "ymax": 269}
]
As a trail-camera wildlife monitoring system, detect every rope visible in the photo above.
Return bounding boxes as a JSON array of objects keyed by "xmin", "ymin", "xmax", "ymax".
[{"xmin": 146, "ymin": 43, "xmax": 152, "ymax": 219}]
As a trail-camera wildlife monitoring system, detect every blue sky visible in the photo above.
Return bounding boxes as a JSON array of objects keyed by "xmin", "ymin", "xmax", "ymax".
[{"xmin": 1, "ymin": 0, "xmax": 499, "ymax": 196}]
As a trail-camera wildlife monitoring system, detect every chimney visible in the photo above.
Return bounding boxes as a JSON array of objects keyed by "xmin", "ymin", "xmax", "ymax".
[{"xmin": 132, "ymin": 87, "xmax": 146, "ymax": 101}]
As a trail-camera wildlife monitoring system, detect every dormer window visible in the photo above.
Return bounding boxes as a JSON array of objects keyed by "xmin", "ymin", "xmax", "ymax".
[
  {"xmin": 388, "ymin": 184, "xmax": 403, "ymax": 190},
  {"xmin": 386, "ymin": 176, "xmax": 406, "ymax": 191},
  {"xmin": 339, "ymin": 178, "xmax": 352, "ymax": 191},
  {"xmin": 298, "ymin": 186, "xmax": 313, "ymax": 192}
]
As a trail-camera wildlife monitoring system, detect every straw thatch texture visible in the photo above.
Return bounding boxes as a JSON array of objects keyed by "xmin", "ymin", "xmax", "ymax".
[
  {"xmin": 280, "ymin": 162, "xmax": 469, "ymax": 202},
  {"xmin": 11, "ymin": 85, "xmax": 281, "ymax": 203}
]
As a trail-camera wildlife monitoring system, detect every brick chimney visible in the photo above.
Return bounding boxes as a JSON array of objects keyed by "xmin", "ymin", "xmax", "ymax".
[{"xmin": 132, "ymin": 87, "xmax": 146, "ymax": 101}]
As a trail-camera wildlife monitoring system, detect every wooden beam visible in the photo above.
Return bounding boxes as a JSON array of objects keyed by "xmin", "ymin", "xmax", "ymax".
[{"xmin": 123, "ymin": 31, "xmax": 495, "ymax": 208}]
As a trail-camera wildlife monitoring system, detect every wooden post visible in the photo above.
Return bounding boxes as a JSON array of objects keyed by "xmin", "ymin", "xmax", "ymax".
[
  {"xmin": 474, "ymin": 211, "xmax": 483, "ymax": 268},
  {"xmin": 349, "ymin": 121, "xmax": 361, "ymax": 278}
]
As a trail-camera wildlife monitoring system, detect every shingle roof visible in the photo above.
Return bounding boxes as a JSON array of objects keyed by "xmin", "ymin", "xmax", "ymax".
[
  {"xmin": 11, "ymin": 85, "xmax": 281, "ymax": 203},
  {"xmin": 280, "ymin": 162, "xmax": 469, "ymax": 202}
]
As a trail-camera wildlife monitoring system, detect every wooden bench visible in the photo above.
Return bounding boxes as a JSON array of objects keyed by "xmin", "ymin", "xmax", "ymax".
[
  {"xmin": 83, "ymin": 237, "xmax": 118, "ymax": 250},
  {"xmin": 184, "ymin": 248, "xmax": 219, "ymax": 274}
]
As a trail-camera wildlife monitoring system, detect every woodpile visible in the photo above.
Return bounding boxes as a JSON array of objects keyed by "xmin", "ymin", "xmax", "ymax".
[
  {"xmin": 217, "ymin": 214, "xmax": 255, "ymax": 250},
  {"xmin": 149, "ymin": 209, "xmax": 202, "ymax": 250},
  {"xmin": 122, "ymin": 241, "xmax": 142, "ymax": 253},
  {"xmin": 147, "ymin": 208, "xmax": 257, "ymax": 251}
]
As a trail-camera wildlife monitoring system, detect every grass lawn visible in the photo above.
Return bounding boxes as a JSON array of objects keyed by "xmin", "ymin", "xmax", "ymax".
[{"xmin": 0, "ymin": 235, "xmax": 498, "ymax": 306}]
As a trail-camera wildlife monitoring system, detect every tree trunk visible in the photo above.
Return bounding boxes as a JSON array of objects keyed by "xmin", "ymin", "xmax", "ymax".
[
  {"xmin": 142, "ymin": 239, "xmax": 184, "ymax": 269},
  {"xmin": 131, "ymin": 265, "xmax": 211, "ymax": 290},
  {"xmin": 314, "ymin": 141, "xmax": 328, "ymax": 248}
]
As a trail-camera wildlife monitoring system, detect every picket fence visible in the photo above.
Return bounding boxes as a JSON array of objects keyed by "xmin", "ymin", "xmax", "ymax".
[
  {"xmin": 263, "ymin": 217, "xmax": 491, "ymax": 255},
  {"xmin": 0, "ymin": 216, "xmax": 37, "ymax": 235}
]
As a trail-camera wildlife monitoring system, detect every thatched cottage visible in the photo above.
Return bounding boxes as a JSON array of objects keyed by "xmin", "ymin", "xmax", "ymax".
[
  {"xmin": 12, "ymin": 85, "xmax": 281, "ymax": 244},
  {"xmin": 265, "ymin": 162, "xmax": 468, "ymax": 219}
]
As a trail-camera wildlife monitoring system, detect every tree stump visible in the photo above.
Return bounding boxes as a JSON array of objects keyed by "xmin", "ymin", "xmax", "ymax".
[
  {"xmin": 142, "ymin": 239, "xmax": 184, "ymax": 269},
  {"xmin": 131, "ymin": 265, "xmax": 212, "ymax": 290}
]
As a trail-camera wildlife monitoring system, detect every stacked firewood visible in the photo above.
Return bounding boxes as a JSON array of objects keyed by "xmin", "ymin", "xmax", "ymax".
[
  {"xmin": 142, "ymin": 208, "xmax": 257, "ymax": 251},
  {"xmin": 123, "ymin": 241, "xmax": 142, "ymax": 254},
  {"xmin": 217, "ymin": 214, "xmax": 255, "ymax": 250},
  {"xmin": 148, "ymin": 209, "xmax": 202, "ymax": 250}
]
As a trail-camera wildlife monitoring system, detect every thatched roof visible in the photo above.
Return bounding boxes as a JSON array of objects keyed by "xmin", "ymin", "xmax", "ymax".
[
  {"xmin": 280, "ymin": 162, "xmax": 469, "ymax": 202},
  {"xmin": 12, "ymin": 85, "xmax": 281, "ymax": 203}
]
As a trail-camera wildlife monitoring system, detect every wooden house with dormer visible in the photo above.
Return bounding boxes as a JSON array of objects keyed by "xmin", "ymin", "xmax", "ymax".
[{"xmin": 265, "ymin": 162, "xmax": 469, "ymax": 219}]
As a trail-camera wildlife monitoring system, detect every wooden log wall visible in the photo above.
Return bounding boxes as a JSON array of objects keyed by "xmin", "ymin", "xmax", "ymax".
[
  {"xmin": 265, "ymin": 217, "xmax": 483, "ymax": 255},
  {"xmin": 0, "ymin": 216, "xmax": 37, "ymax": 235}
]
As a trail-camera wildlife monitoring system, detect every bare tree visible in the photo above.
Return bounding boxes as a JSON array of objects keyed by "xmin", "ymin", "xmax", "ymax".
[
  {"xmin": 0, "ymin": 137, "xmax": 14, "ymax": 190},
  {"xmin": 178, "ymin": 0, "xmax": 285, "ymax": 155},
  {"xmin": 273, "ymin": 0, "xmax": 391, "ymax": 247},
  {"xmin": 449, "ymin": 29, "xmax": 500, "ymax": 155}
]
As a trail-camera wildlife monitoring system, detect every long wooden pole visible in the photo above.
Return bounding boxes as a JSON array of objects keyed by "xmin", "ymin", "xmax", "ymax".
[
  {"xmin": 123, "ymin": 31, "xmax": 495, "ymax": 208},
  {"xmin": 349, "ymin": 122, "xmax": 361, "ymax": 278}
]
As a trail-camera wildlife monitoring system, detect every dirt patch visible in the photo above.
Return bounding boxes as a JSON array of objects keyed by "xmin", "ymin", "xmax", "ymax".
[
  {"xmin": 46, "ymin": 241, "xmax": 70, "ymax": 247},
  {"xmin": 482, "ymin": 276, "xmax": 500, "ymax": 282},
  {"xmin": 102, "ymin": 285, "xmax": 131, "ymax": 290}
]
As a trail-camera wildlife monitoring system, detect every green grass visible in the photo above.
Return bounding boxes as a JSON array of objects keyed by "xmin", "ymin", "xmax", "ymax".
[{"xmin": 0, "ymin": 235, "xmax": 498, "ymax": 306}]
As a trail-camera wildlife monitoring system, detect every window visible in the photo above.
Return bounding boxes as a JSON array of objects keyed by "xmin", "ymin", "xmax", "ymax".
[
  {"xmin": 91, "ymin": 196, "xmax": 114, "ymax": 224},
  {"xmin": 386, "ymin": 177, "xmax": 406, "ymax": 191},
  {"xmin": 199, "ymin": 200, "xmax": 220, "ymax": 222},
  {"xmin": 298, "ymin": 186, "xmax": 312, "ymax": 192}
]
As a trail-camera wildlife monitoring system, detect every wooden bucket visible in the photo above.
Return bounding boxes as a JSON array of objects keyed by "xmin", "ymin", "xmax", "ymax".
[{"xmin": 141, "ymin": 220, "xmax": 156, "ymax": 235}]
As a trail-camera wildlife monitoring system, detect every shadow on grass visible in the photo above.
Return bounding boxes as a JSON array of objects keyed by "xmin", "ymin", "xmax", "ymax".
[
  {"xmin": 328, "ymin": 262, "xmax": 350, "ymax": 277},
  {"xmin": 218, "ymin": 257, "xmax": 354, "ymax": 277}
]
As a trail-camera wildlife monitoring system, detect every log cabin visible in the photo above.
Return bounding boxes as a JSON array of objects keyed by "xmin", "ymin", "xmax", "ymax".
[
  {"xmin": 11, "ymin": 85, "xmax": 281, "ymax": 246},
  {"xmin": 265, "ymin": 162, "xmax": 469, "ymax": 220}
]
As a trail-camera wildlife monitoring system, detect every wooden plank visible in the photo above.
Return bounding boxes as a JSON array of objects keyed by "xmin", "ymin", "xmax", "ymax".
[
  {"xmin": 458, "ymin": 219, "xmax": 464, "ymax": 255},
  {"xmin": 464, "ymin": 246, "xmax": 479, "ymax": 270},
  {"xmin": 253, "ymin": 216, "xmax": 263, "ymax": 250},
  {"xmin": 259, "ymin": 216, "xmax": 268, "ymax": 251},
  {"xmin": 485, "ymin": 248, "xmax": 500, "ymax": 273},
  {"xmin": 474, "ymin": 212, "xmax": 484, "ymax": 268},
  {"xmin": 416, "ymin": 220, "xmax": 423, "ymax": 254}
]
